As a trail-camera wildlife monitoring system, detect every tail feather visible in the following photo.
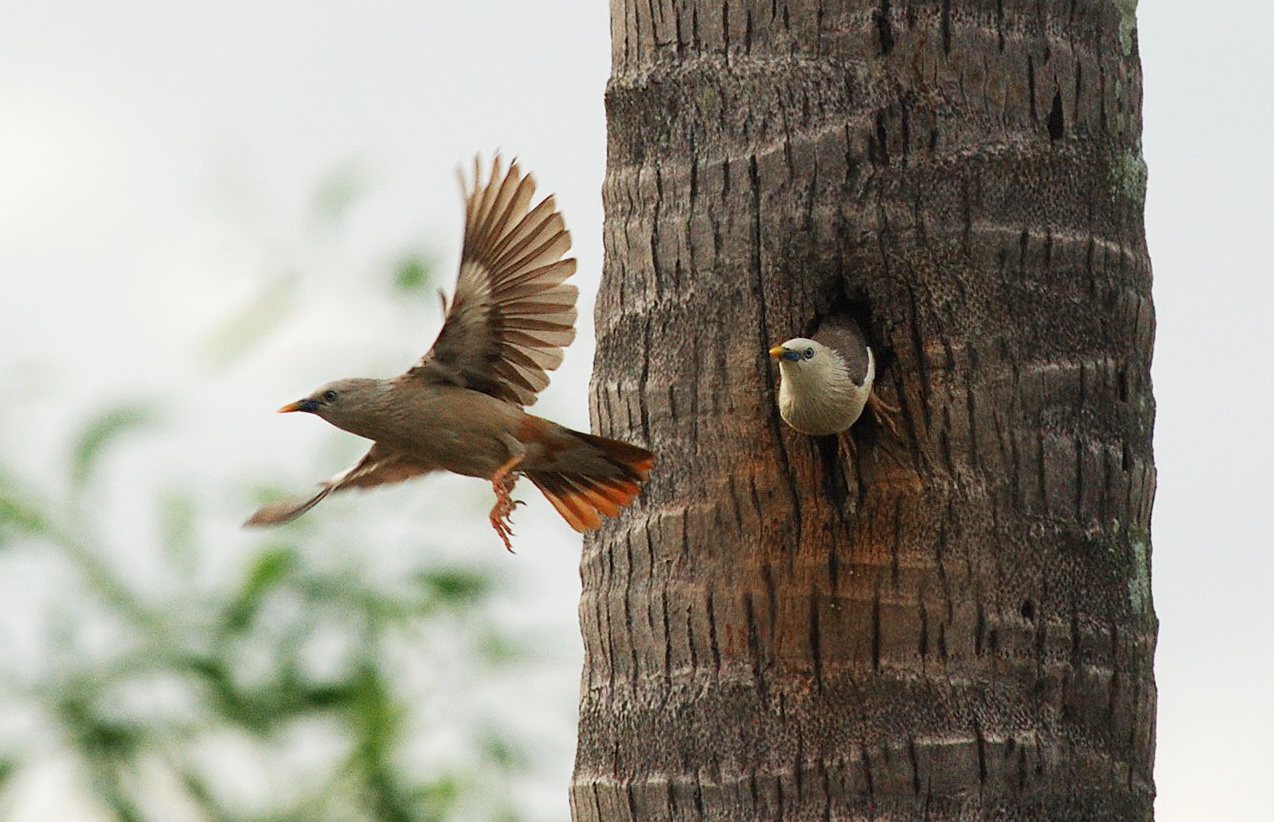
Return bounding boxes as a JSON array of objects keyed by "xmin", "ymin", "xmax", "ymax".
[
  {"xmin": 526, "ymin": 430, "xmax": 653, "ymax": 533},
  {"xmin": 537, "ymin": 475, "xmax": 603, "ymax": 532},
  {"xmin": 567, "ymin": 477, "xmax": 612, "ymax": 519}
]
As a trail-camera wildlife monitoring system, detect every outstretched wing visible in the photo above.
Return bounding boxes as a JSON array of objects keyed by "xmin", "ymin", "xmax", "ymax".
[
  {"xmin": 407, "ymin": 156, "xmax": 577, "ymax": 407},
  {"xmin": 244, "ymin": 444, "xmax": 435, "ymax": 527}
]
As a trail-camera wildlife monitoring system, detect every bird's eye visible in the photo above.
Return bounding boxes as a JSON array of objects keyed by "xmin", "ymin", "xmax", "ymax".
[
  {"xmin": 803, "ymin": 347, "xmax": 815, "ymax": 359},
  {"xmin": 321, "ymin": 390, "xmax": 338, "ymax": 403}
]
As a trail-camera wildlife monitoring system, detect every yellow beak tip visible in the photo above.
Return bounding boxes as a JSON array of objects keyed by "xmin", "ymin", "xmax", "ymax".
[
  {"xmin": 768, "ymin": 345, "xmax": 786, "ymax": 358},
  {"xmin": 277, "ymin": 401, "xmax": 303, "ymax": 413}
]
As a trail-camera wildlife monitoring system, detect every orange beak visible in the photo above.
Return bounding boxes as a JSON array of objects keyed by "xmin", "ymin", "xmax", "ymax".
[
  {"xmin": 278, "ymin": 400, "xmax": 306, "ymax": 413},
  {"xmin": 769, "ymin": 345, "xmax": 801, "ymax": 362}
]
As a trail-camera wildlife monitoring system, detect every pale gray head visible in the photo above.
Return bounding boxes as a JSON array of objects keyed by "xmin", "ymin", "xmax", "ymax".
[
  {"xmin": 278, "ymin": 377, "xmax": 393, "ymax": 436},
  {"xmin": 769, "ymin": 337, "xmax": 824, "ymax": 367},
  {"xmin": 768, "ymin": 337, "xmax": 874, "ymax": 436}
]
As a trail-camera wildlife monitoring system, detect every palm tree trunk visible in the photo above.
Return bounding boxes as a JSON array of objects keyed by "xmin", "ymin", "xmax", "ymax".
[{"xmin": 576, "ymin": 1, "xmax": 1156, "ymax": 819}]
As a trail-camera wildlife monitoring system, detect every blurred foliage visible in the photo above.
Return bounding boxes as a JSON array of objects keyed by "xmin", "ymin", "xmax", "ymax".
[
  {"xmin": 203, "ymin": 270, "xmax": 300, "ymax": 369},
  {"xmin": 69, "ymin": 403, "xmax": 156, "ymax": 492},
  {"xmin": 392, "ymin": 253, "xmax": 439, "ymax": 296},
  {"xmin": 203, "ymin": 159, "xmax": 438, "ymax": 369},
  {"xmin": 0, "ymin": 169, "xmax": 537, "ymax": 821},
  {"xmin": 0, "ymin": 404, "xmax": 530, "ymax": 822},
  {"xmin": 310, "ymin": 160, "xmax": 375, "ymax": 231}
]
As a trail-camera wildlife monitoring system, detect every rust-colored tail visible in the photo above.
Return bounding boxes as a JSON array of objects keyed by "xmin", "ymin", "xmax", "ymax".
[{"xmin": 526, "ymin": 431, "xmax": 654, "ymax": 532}]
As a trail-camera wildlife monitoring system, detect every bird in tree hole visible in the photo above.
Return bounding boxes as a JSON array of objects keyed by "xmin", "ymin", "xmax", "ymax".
[{"xmin": 769, "ymin": 315, "xmax": 901, "ymax": 453}]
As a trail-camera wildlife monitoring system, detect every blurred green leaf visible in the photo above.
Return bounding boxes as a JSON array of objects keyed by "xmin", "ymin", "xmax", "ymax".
[
  {"xmin": 203, "ymin": 271, "xmax": 298, "ymax": 368},
  {"xmin": 416, "ymin": 568, "xmax": 488, "ymax": 608},
  {"xmin": 57, "ymin": 691, "xmax": 146, "ymax": 761},
  {"xmin": 0, "ymin": 480, "xmax": 51, "ymax": 540},
  {"xmin": 0, "ymin": 757, "xmax": 17, "ymax": 792},
  {"xmin": 345, "ymin": 662, "xmax": 416, "ymax": 822},
  {"xmin": 411, "ymin": 775, "xmax": 461, "ymax": 821},
  {"xmin": 185, "ymin": 654, "xmax": 289, "ymax": 734},
  {"xmin": 311, "ymin": 161, "xmax": 371, "ymax": 228},
  {"xmin": 70, "ymin": 404, "xmax": 155, "ymax": 491},
  {"xmin": 391, "ymin": 252, "xmax": 436, "ymax": 294},
  {"xmin": 481, "ymin": 730, "xmax": 527, "ymax": 772},
  {"xmin": 0, "ymin": 163, "xmax": 536, "ymax": 820},
  {"xmin": 349, "ymin": 662, "xmax": 403, "ymax": 756},
  {"xmin": 299, "ymin": 681, "xmax": 361, "ymax": 711},
  {"xmin": 174, "ymin": 767, "xmax": 235, "ymax": 822},
  {"xmin": 85, "ymin": 754, "xmax": 147, "ymax": 822},
  {"xmin": 221, "ymin": 545, "xmax": 298, "ymax": 635},
  {"xmin": 477, "ymin": 629, "xmax": 524, "ymax": 666},
  {"xmin": 159, "ymin": 489, "xmax": 197, "ymax": 564}
]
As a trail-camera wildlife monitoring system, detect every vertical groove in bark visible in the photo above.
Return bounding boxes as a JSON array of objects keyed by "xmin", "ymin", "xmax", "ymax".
[{"xmin": 579, "ymin": 1, "xmax": 1154, "ymax": 820}]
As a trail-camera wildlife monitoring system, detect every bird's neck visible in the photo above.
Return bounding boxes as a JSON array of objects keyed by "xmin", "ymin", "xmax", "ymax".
[
  {"xmin": 781, "ymin": 357, "xmax": 852, "ymax": 404},
  {"xmin": 324, "ymin": 380, "xmax": 400, "ymax": 441}
]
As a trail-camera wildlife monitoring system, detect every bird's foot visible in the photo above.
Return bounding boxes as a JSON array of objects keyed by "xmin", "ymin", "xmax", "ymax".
[
  {"xmin": 868, "ymin": 389, "xmax": 902, "ymax": 438},
  {"xmin": 835, "ymin": 429, "xmax": 862, "ymax": 509},
  {"xmin": 837, "ymin": 429, "xmax": 858, "ymax": 465},
  {"xmin": 489, "ymin": 454, "xmax": 525, "ymax": 553},
  {"xmin": 489, "ymin": 500, "xmax": 517, "ymax": 553}
]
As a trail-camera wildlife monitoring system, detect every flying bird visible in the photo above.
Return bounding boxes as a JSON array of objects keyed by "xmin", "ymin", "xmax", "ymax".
[
  {"xmin": 246, "ymin": 157, "xmax": 653, "ymax": 550},
  {"xmin": 769, "ymin": 316, "xmax": 899, "ymax": 439}
]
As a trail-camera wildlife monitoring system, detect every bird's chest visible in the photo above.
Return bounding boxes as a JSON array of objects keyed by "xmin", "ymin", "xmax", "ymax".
[
  {"xmin": 361, "ymin": 387, "xmax": 523, "ymax": 479},
  {"xmin": 778, "ymin": 371, "xmax": 864, "ymax": 436}
]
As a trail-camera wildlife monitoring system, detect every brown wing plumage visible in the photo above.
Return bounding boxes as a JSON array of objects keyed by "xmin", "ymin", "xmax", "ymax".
[
  {"xmin": 244, "ymin": 444, "xmax": 435, "ymax": 526},
  {"xmin": 408, "ymin": 156, "xmax": 578, "ymax": 407},
  {"xmin": 814, "ymin": 315, "xmax": 872, "ymax": 387}
]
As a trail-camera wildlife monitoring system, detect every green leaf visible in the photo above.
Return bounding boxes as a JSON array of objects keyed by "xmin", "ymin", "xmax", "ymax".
[
  {"xmin": 492, "ymin": 810, "xmax": 524, "ymax": 822},
  {"xmin": 299, "ymin": 681, "xmax": 361, "ymax": 711},
  {"xmin": 0, "ymin": 480, "xmax": 51, "ymax": 539},
  {"xmin": 202, "ymin": 271, "xmax": 298, "ymax": 368},
  {"xmin": 185, "ymin": 654, "xmax": 286, "ymax": 733},
  {"xmin": 174, "ymin": 766, "xmax": 237, "ymax": 822},
  {"xmin": 476, "ymin": 629, "xmax": 523, "ymax": 665},
  {"xmin": 391, "ymin": 252, "xmax": 435, "ymax": 294},
  {"xmin": 411, "ymin": 775, "xmax": 462, "ymax": 820},
  {"xmin": 416, "ymin": 568, "xmax": 488, "ymax": 608},
  {"xmin": 348, "ymin": 662, "xmax": 404, "ymax": 757},
  {"xmin": 159, "ymin": 489, "xmax": 197, "ymax": 565},
  {"xmin": 221, "ymin": 545, "xmax": 298, "ymax": 634},
  {"xmin": 0, "ymin": 757, "xmax": 18, "ymax": 792},
  {"xmin": 481, "ymin": 730, "xmax": 527, "ymax": 772},
  {"xmin": 57, "ymin": 691, "xmax": 146, "ymax": 760},
  {"xmin": 70, "ymin": 404, "xmax": 155, "ymax": 491},
  {"xmin": 311, "ymin": 160, "xmax": 371, "ymax": 228}
]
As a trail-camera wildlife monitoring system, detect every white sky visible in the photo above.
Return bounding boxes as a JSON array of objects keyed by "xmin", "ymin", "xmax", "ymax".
[{"xmin": 1, "ymin": 2, "xmax": 1269, "ymax": 820}]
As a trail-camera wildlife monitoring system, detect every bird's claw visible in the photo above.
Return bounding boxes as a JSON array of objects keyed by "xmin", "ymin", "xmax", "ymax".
[
  {"xmin": 489, "ymin": 487, "xmax": 518, "ymax": 553},
  {"xmin": 490, "ymin": 513, "xmax": 516, "ymax": 553},
  {"xmin": 489, "ymin": 455, "xmax": 524, "ymax": 552},
  {"xmin": 868, "ymin": 389, "xmax": 902, "ymax": 439}
]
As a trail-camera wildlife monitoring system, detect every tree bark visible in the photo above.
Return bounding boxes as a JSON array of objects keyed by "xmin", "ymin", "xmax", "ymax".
[{"xmin": 577, "ymin": 1, "xmax": 1155, "ymax": 820}]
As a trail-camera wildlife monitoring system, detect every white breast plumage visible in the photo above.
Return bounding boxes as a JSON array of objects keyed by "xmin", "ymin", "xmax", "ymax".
[{"xmin": 773, "ymin": 340, "xmax": 875, "ymax": 436}]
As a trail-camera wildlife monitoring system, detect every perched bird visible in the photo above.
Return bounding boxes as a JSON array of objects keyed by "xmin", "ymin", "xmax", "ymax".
[
  {"xmin": 769, "ymin": 317, "xmax": 899, "ymax": 438},
  {"xmin": 246, "ymin": 157, "xmax": 654, "ymax": 550}
]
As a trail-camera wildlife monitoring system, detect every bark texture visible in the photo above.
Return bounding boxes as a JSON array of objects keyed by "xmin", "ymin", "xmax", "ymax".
[{"xmin": 578, "ymin": 1, "xmax": 1155, "ymax": 820}]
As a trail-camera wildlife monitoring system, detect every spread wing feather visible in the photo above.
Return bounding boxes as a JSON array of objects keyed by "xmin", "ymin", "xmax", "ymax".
[
  {"xmin": 408, "ymin": 156, "xmax": 577, "ymax": 406},
  {"xmin": 244, "ymin": 444, "xmax": 435, "ymax": 527}
]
